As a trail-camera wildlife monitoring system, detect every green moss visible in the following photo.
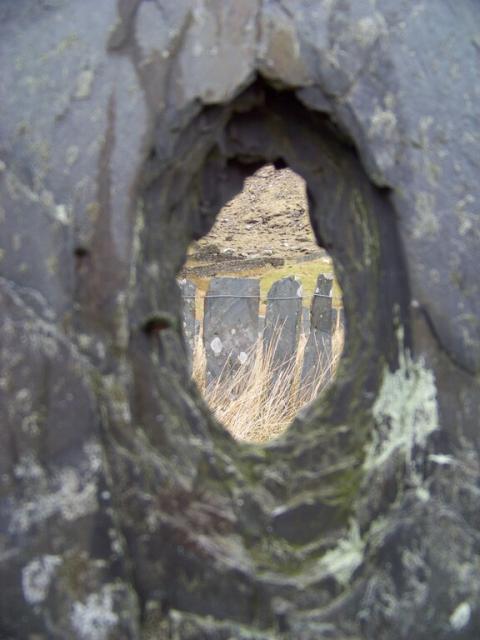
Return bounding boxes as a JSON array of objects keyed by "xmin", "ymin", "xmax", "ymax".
[
  {"xmin": 323, "ymin": 465, "xmax": 365, "ymax": 516},
  {"xmin": 248, "ymin": 536, "xmax": 306, "ymax": 576},
  {"xmin": 234, "ymin": 446, "xmax": 272, "ymax": 486}
]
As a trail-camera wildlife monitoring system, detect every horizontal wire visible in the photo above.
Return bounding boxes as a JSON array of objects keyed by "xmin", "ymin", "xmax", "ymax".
[
  {"xmin": 203, "ymin": 294, "xmax": 258, "ymax": 299},
  {"xmin": 182, "ymin": 293, "xmax": 333, "ymax": 300}
]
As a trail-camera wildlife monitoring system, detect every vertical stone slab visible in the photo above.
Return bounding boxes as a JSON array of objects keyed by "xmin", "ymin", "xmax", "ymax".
[
  {"xmin": 203, "ymin": 277, "xmax": 259, "ymax": 385},
  {"xmin": 301, "ymin": 273, "xmax": 334, "ymax": 392},
  {"xmin": 258, "ymin": 315, "xmax": 265, "ymax": 338},
  {"xmin": 263, "ymin": 276, "xmax": 302, "ymax": 378},
  {"xmin": 334, "ymin": 307, "xmax": 345, "ymax": 334},
  {"xmin": 302, "ymin": 307, "xmax": 310, "ymax": 338},
  {"xmin": 178, "ymin": 279, "xmax": 196, "ymax": 369}
]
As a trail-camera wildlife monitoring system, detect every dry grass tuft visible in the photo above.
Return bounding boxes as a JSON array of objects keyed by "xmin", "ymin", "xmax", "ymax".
[{"xmin": 193, "ymin": 328, "xmax": 343, "ymax": 443}]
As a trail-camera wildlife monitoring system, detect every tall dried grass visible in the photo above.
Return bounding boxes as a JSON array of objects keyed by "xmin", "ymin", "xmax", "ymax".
[{"xmin": 193, "ymin": 327, "xmax": 343, "ymax": 443}]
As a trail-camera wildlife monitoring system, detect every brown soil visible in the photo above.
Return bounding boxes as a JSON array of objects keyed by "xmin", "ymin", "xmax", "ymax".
[{"xmin": 187, "ymin": 164, "xmax": 320, "ymax": 266}]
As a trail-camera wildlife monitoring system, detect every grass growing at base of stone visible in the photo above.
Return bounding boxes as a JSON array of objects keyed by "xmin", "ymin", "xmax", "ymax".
[{"xmin": 192, "ymin": 329, "xmax": 343, "ymax": 443}]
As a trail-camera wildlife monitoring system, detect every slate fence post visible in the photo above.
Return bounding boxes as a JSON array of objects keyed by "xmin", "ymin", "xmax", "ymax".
[
  {"xmin": 203, "ymin": 277, "xmax": 260, "ymax": 386},
  {"xmin": 263, "ymin": 276, "xmax": 302, "ymax": 381},
  {"xmin": 179, "ymin": 273, "xmax": 342, "ymax": 389},
  {"xmin": 178, "ymin": 278, "xmax": 196, "ymax": 371},
  {"xmin": 301, "ymin": 273, "xmax": 334, "ymax": 392}
]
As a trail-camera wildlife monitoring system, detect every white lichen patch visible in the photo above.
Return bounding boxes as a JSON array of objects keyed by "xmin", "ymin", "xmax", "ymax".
[
  {"xmin": 364, "ymin": 350, "xmax": 439, "ymax": 470},
  {"xmin": 14, "ymin": 455, "xmax": 44, "ymax": 482},
  {"xmin": 415, "ymin": 486, "xmax": 430, "ymax": 503},
  {"xmin": 211, "ymin": 337, "xmax": 223, "ymax": 356},
  {"xmin": 449, "ymin": 602, "xmax": 471, "ymax": 630},
  {"xmin": 319, "ymin": 520, "xmax": 364, "ymax": 587},
  {"xmin": 22, "ymin": 555, "xmax": 61, "ymax": 604},
  {"xmin": 54, "ymin": 204, "xmax": 71, "ymax": 225},
  {"xmin": 369, "ymin": 105, "xmax": 397, "ymax": 139},
  {"xmin": 10, "ymin": 465, "xmax": 98, "ymax": 534},
  {"xmin": 354, "ymin": 15, "xmax": 385, "ymax": 47},
  {"xmin": 75, "ymin": 69, "xmax": 94, "ymax": 100},
  {"xmin": 428, "ymin": 453, "xmax": 455, "ymax": 466},
  {"xmin": 27, "ymin": 329, "xmax": 59, "ymax": 360},
  {"xmin": 237, "ymin": 351, "xmax": 248, "ymax": 365},
  {"xmin": 83, "ymin": 440, "xmax": 103, "ymax": 474},
  {"xmin": 66, "ymin": 145, "xmax": 79, "ymax": 166},
  {"xmin": 413, "ymin": 191, "xmax": 439, "ymax": 239},
  {"xmin": 78, "ymin": 334, "xmax": 93, "ymax": 350},
  {"xmin": 10, "ymin": 469, "xmax": 97, "ymax": 533},
  {"xmin": 458, "ymin": 216, "xmax": 473, "ymax": 236},
  {"xmin": 71, "ymin": 585, "xmax": 118, "ymax": 640}
]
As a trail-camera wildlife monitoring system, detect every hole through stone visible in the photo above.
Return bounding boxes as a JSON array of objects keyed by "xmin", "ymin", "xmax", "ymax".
[
  {"xmin": 146, "ymin": 75, "xmax": 409, "ymax": 458},
  {"xmin": 145, "ymin": 76, "xmax": 412, "ymax": 613},
  {"xmin": 179, "ymin": 164, "xmax": 345, "ymax": 442},
  {"xmin": 5, "ymin": 8, "xmax": 470, "ymax": 636}
]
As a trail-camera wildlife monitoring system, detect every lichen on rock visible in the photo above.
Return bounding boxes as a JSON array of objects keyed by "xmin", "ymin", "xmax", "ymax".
[
  {"xmin": 365, "ymin": 348, "xmax": 439, "ymax": 470},
  {"xmin": 0, "ymin": 1, "xmax": 479, "ymax": 639}
]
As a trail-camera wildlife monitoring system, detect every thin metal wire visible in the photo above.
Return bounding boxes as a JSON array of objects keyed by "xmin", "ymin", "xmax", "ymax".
[
  {"xmin": 182, "ymin": 294, "xmax": 259, "ymax": 299},
  {"xmin": 182, "ymin": 293, "xmax": 332, "ymax": 300},
  {"xmin": 205, "ymin": 294, "xmax": 259, "ymax": 299}
]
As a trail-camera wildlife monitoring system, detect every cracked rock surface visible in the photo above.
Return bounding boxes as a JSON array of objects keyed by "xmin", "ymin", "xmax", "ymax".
[{"xmin": 0, "ymin": 1, "xmax": 479, "ymax": 638}]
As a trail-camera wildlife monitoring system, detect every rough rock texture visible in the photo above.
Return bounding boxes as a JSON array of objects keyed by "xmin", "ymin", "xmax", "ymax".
[
  {"xmin": 0, "ymin": 1, "xmax": 479, "ymax": 639},
  {"xmin": 193, "ymin": 164, "xmax": 315, "ymax": 262}
]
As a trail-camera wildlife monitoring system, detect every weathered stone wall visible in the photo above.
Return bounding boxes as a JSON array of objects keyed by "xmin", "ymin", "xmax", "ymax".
[{"xmin": 0, "ymin": 1, "xmax": 479, "ymax": 638}]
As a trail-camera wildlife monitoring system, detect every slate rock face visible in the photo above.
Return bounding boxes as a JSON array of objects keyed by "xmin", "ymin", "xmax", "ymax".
[{"xmin": 0, "ymin": 1, "xmax": 479, "ymax": 639}]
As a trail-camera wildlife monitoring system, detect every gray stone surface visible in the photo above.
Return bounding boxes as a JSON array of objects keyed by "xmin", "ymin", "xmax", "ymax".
[
  {"xmin": 203, "ymin": 277, "xmax": 259, "ymax": 385},
  {"xmin": 0, "ymin": 2, "xmax": 479, "ymax": 639},
  {"xmin": 302, "ymin": 307, "xmax": 310, "ymax": 338},
  {"xmin": 301, "ymin": 274, "xmax": 334, "ymax": 390},
  {"xmin": 263, "ymin": 276, "xmax": 302, "ymax": 380},
  {"xmin": 334, "ymin": 307, "xmax": 345, "ymax": 335},
  {"xmin": 258, "ymin": 314, "xmax": 265, "ymax": 338},
  {"xmin": 178, "ymin": 278, "xmax": 196, "ymax": 369}
]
